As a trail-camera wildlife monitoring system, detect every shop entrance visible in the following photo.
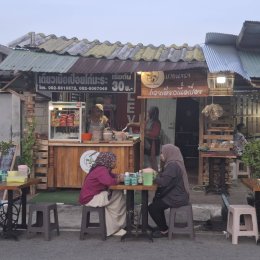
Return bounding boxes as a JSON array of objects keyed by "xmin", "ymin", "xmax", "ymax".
[
  {"xmin": 147, "ymin": 99, "xmax": 177, "ymax": 145},
  {"xmin": 175, "ymin": 98, "xmax": 199, "ymax": 183}
]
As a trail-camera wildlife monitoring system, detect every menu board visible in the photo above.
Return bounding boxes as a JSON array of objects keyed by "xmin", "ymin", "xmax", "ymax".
[{"xmin": 0, "ymin": 146, "xmax": 16, "ymax": 171}]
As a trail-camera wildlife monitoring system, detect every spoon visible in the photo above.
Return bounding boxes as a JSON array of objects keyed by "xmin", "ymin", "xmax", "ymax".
[{"xmin": 122, "ymin": 126, "xmax": 128, "ymax": 132}]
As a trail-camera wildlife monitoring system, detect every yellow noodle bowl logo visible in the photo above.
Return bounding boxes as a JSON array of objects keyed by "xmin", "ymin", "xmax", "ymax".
[{"xmin": 141, "ymin": 71, "xmax": 165, "ymax": 88}]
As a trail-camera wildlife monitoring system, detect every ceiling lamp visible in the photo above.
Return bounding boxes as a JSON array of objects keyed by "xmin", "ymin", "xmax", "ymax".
[
  {"xmin": 207, "ymin": 72, "xmax": 234, "ymax": 96},
  {"xmin": 216, "ymin": 76, "xmax": 226, "ymax": 84}
]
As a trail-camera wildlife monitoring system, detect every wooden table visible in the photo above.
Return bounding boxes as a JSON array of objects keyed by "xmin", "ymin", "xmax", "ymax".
[
  {"xmin": 110, "ymin": 184, "xmax": 157, "ymax": 241},
  {"xmin": 241, "ymin": 178, "xmax": 260, "ymax": 228},
  {"xmin": 201, "ymin": 151, "xmax": 236, "ymax": 194},
  {"xmin": 0, "ymin": 178, "xmax": 40, "ymax": 239}
]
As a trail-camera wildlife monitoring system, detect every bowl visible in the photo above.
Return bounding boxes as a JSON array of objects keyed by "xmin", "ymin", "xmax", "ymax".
[
  {"xmin": 81, "ymin": 133, "xmax": 92, "ymax": 141},
  {"xmin": 103, "ymin": 132, "xmax": 113, "ymax": 141}
]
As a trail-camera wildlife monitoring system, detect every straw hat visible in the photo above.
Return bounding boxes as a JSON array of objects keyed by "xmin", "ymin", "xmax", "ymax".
[{"xmin": 95, "ymin": 104, "xmax": 104, "ymax": 111}]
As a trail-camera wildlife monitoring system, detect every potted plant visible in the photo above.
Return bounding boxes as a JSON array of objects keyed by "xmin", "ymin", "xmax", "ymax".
[
  {"xmin": 241, "ymin": 139, "xmax": 260, "ymax": 178},
  {"xmin": 0, "ymin": 141, "xmax": 13, "ymax": 156}
]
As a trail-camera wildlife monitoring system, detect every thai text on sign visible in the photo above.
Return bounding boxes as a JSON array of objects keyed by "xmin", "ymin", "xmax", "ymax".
[
  {"xmin": 141, "ymin": 70, "xmax": 208, "ymax": 98},
  {"xmin": 35, "ymin": 72, "xmax": 136, "ymax": 93}
]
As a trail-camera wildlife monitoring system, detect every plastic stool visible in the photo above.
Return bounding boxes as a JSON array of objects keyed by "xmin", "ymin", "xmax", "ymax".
[
  {"xmin": 27, "ymin": 203, "xmax": 60, "ymax": 241},
  {"xmin": 236, "ymin": 159, "xmax": 250, "ymax": 178},
  {"xmin": 226, "ymin": 204, "xmax": 259, "ymax": 245},
  {"xmin": 168, "ymin": 203, "xmax": 194, "ymax": 240},
  {"xmin": 80, "ymin": 205, "xmax": 106, "ymax": 241}
]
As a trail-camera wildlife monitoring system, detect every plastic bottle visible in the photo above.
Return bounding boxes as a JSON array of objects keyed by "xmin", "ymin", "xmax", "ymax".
[
  {"xmin": 131, "ymin": 173, "xmax": 138, "ymax": 185},
  {"xmin": 124, "ymin": 172, "xmax": 130, "ymax": 185},
  {"xmin": 138, "ymin": 170, "xmax": 143, "ymax": 184},
  {"xmin": 1, "ymin": 171, "xmax": 7, "ymax": 182}
]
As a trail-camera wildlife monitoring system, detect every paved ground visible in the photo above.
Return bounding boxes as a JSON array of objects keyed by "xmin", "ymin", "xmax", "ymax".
[
  {"xmin": 1, "ymin": 231, "xmax": 259, "ymax": 260},
  {"xmin": 1, "ymin": 178, "xmax": 257, "ymax": 260}
]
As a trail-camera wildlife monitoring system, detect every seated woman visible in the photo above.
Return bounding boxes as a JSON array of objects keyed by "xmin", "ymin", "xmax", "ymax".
[
  {"xmin": 79, "ymin": 152, "xmax": 126, "ymax": 237},
  {"xmin": 148, "ymin": 144, "xmax": 190, "ymax": 238},
  {"xmin": 233, "ymin": 123, "xmax": 248, "ymax": 157}
]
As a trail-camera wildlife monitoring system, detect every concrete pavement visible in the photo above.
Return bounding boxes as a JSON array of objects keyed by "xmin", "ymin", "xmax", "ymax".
[
  {"xmin": 1, "ymin": 179, "xmax": 258, "ymax": 260},
  {"xmin": 1, "ymin": 230, "xmax": 259, "ymax": 260}
]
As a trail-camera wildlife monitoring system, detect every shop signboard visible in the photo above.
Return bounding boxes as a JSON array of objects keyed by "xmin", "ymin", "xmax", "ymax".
[
  {"xmin": 141, "ymin": 70, "xmax": 208, "ymax": 98},
  {"xmin": 35, "ymin": 72, "xmax": 136, "ymax": 93}
]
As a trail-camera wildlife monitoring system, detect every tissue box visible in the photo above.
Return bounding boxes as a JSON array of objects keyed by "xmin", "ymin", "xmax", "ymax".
[{"xmin": 6, "ymin": 176, "xmax": 27, "ymax": 183}]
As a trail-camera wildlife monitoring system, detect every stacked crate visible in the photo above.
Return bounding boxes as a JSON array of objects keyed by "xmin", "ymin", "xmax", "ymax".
[
  {"xmin": 201, "ymin": 126, "xmax": 234, "ymax": 185},
  {"xmin": 200, "ymin": 96, "xmax": 235, "ymax": 185},
  {"xmin": 34, "ymin": 139, "xmax": 48, "ymax": 190}
]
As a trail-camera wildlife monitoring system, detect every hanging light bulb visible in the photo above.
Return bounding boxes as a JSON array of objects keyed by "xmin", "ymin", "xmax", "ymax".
[{"xmin": 216, "ymin": 76, "xmax": 226, "ymax": 84}]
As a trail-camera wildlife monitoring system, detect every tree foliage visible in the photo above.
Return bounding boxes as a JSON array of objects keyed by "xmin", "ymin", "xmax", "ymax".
[
  {"xmin": 19, "ymin": 119, "xmax": 36, "ymax": 169},
  {"xmin": 242, "ymin": 139, "xmax": 260, "ymax": 178}
]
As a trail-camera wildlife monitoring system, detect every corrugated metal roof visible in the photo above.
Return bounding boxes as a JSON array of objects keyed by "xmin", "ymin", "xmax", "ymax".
[
  {"xmin": 239, "ymin": 51, "xmax": 260, "ymax": 77},
  {"xmin": 0, "ymin": 49, "xmax": 78, "ymax": 73},
  {"xmin": 0, "ymin": 49, "xmax": 207, "ymax": 73},
  {"xmin": 68, "ymin": 58, "xmax": 206, "ymax": 73},
  {"xmin": 205, "ymin": 33, "xmax": 237, "ymax": 46},
  {"xmin": 0, "ymin": 44, "xmax": 12, "ymax": 56},
  {"xmin": 202, "ymin": 44, "xmax": 250, "ymax": 80},
  {"xmin": 237, "ymin": 21, "xmax": 260, "ymax": 51},
  {"xmin": 7, "ymin": 32, "xmax": 205, "ymax": 62}
]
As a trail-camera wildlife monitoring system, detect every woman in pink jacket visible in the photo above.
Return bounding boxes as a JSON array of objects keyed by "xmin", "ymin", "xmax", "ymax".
[{"xmin": 79, "ymin": 152, "xmax": 126, "ymax": 236}]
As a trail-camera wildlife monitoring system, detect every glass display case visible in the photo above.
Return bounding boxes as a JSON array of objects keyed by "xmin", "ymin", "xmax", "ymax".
[{"xmin": 48, "ymin": 102, "xmax": 86, "ymax": 142}]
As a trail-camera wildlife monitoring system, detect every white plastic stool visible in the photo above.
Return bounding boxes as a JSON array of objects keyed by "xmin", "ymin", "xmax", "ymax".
[
  {"xmin": 226, "ymin": 205, "xmax": 258, "ymax": 245},
  {"xmin": 236, "ymin": 159, "xmax": 250, "ymax": 178}
]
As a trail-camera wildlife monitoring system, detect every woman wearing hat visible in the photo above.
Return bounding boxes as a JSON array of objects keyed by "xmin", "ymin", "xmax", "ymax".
[{"xmin": 87, "ymin": 104, "xmax": 109, "ymax": 134}]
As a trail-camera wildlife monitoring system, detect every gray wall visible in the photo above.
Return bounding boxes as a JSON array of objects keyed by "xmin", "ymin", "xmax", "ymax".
[
  {"xmin": 0, "ymin": 92, "xmax": 20, "ymax": 144},
  {"xmin": 35, "ymin": 101, "xmax": 48, "ymax": 135}
]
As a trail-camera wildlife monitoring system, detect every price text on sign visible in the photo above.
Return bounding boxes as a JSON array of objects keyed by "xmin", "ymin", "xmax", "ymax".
[{"xmin": 35, "ymin": 73, "xmax": 136, "ymax": 93}]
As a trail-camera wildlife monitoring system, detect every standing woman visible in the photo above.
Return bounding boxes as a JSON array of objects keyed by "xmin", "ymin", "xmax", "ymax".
[
  {"xmin": 87, "ymin": 104, "xmax": 109, "ymax": 133},
  {"xmin": 148, "ymin": 144, "xmax": 190, "ymax": 238},
  {"xmin": 79, "ymin": 152, "xmax": 126, "ymax": 237},
  {"xmin": 144, "ymin": 106, "xmax": 161, "ymax": 171}
]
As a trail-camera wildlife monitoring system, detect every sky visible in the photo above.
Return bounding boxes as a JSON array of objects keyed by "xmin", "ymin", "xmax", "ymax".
[{"xmin": 1, "ymin": 0, "xmax": 260, "ymax": 47}]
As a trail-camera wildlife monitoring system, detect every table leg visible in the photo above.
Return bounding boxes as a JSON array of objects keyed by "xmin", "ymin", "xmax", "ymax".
[
  {"xmin": 6, "ymin": 190, "xmax": 13, "ymax": 232},
  {"xmin": 121, "ymin": 189, "xmax": 153, "ymax": 242},
  {"xmin": 141, "ymin": 190, "xmax": 148, "ymax": 232},
  {"xmin": 3, "ymin": 190, "xmax": 18, "ymax": 240},
  {"xmin": 122, "ymin": 190, "xmax": 135, "ymax": 240},
  {"xmin": 20, "ymin": 188, "xmax": 27, "ymax": 228},
  {"xmin": 141, "ymin": 190, "xmax": 153, "ymax": 241}
]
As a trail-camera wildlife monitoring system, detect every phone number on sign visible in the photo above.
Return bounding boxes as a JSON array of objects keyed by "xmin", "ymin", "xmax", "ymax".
[{"xmin": 40, "ymin": 86, "xmax": 109, "ymax": 91}]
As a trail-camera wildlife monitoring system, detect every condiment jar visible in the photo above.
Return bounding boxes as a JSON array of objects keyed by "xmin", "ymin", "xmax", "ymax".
[{"xmin": 124, "ymin": 172, "xmax": 130, "ymax": 185}]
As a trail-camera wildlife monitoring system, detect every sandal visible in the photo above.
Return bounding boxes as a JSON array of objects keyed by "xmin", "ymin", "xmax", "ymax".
[{"xmin": 152, "ymin": 230, "xmax": 168, "ymax": 238}]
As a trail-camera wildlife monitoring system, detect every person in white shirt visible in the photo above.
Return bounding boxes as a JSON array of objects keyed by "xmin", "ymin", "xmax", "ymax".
[{"xmin": 233, "ymin": 123, "xmax": 248, "ymax": 157}]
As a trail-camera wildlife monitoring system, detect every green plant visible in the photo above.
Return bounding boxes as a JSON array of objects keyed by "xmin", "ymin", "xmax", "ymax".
[
  {"xmin": 19, "ymin": 119, "xmax": 36, "ymax": 169},
  {"xmin": 0, "ymin": 141, "xmax": 13, "ymax": 156},
  {"xmin": 242, "ymin": 139, "xmax": 260, "ymax": 178}
]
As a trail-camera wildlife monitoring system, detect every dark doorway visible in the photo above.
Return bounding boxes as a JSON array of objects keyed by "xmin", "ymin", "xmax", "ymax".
[{"xmin": 175, "ymin": 98, "xmax": 199, "ymax": 183}]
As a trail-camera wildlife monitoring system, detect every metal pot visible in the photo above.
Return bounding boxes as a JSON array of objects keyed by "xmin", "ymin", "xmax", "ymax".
[{"xmin": 103, "ymin": 131, "xmax": 113, "ymax": 141}]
